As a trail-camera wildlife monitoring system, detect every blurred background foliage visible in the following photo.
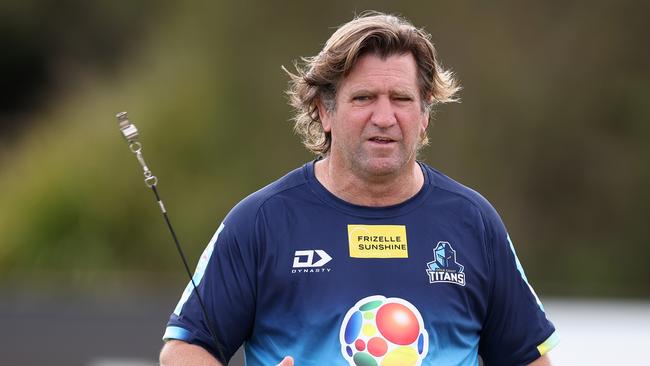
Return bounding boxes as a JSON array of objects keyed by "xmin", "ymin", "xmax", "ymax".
[{"xmin": 0, "ymin": 0, "xmax": 648, "ymax": 298}]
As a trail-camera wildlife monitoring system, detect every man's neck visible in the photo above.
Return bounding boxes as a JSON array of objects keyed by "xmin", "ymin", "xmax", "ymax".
[{"xmin": 314, "ymin": 157, "xmax": 424, "ymax": 207}]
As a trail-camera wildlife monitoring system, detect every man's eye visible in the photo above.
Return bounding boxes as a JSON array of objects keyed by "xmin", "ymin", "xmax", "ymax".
[
  {"xmin": 394, "ymin": 96, "xmax": 413, "ymax": 102},
  {"xmin": 353, "ymin": 95, "xmax": 371, "ymax": 101}
]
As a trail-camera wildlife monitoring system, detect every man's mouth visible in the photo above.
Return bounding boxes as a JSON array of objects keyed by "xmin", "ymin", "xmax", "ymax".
[{"xmin": 369, "ymin": 137, "xmax": 395, "ymax": 144}]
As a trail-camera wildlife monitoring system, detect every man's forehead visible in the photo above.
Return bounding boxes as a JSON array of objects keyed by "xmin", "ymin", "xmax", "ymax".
[
  {"xmin": 339, "ymin": 53, "xmax": 419, "ymax": 93},
  {"xmin": 344, "ymin": 84, "xmax": 417, "ymax": 95}
]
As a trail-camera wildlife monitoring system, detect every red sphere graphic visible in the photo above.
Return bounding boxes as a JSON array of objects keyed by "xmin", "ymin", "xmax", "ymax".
[
  {"xmin": 367, "ymin": 337, "xmax": 388, "ymax": 357},
  {"xmin": 376, "ymin": 302, "xmax": 420, "ymax": 345},
  {"xmin": 355, "ymin": 339, "xmax": 366, "ymax": 351}
]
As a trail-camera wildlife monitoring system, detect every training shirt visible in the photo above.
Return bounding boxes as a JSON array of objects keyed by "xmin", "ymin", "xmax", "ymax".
[{"xmin": 164, "ymin": 161, "xmax": 559, "ymax": 366}]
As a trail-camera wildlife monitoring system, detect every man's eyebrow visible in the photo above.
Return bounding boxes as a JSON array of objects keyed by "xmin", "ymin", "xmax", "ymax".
[
  {"xmin": 347, "ymin": 87, "xmax": 375, "ymax": 95},
  {"xmin": 391, "ymin": 89, "xmax": 416, "ymax": 96}
]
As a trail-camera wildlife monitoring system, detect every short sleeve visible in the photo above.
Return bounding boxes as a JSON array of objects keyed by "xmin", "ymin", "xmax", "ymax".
[
  {"xmin": 478, "ymin": 205, "xmax": 559, "ymax": 365},
  {"xmin": 163, "ymin": 204, "xmax": 260, "ymax": 364}
]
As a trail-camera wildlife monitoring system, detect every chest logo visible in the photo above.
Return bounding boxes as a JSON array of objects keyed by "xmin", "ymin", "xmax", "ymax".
[
  {"xmin": 340, "ymin": 295, "xmax": 429, "ymax": 366},
  {"xmin": 348, "ymin": 225, "xmax": 408, "ymax": 258},
  {"xmin": 293, "ymin": 250, "xmax": 332, "ymax": 268},
  {"xmin": 292, "ymin": 250, "xmax": 332, "ymax": 273},
  {"xmin": 426, "ymin": 241, "xmax": 466, "ymax": 286}
]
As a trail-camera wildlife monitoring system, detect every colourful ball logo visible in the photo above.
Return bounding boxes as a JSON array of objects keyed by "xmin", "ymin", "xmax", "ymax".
[{"xmin": 340, "ymin": 295, "xmax": 429, "ymax": 366}]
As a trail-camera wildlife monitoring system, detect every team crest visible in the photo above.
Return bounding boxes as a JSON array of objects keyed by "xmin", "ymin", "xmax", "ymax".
[{"xmin": 426, "ymin": 241, "xmax": 466, "ymax": 286}]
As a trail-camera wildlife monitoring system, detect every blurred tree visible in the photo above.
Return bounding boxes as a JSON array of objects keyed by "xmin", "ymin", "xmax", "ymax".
[{"xmin": 0, "ymin": 0, "xmax": 165, "ymax": 138}]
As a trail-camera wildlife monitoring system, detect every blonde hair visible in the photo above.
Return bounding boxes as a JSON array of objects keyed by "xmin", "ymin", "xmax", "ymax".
[{"xmin": 285, "ymin": 11, "xmax": 460, "ymax": 155}]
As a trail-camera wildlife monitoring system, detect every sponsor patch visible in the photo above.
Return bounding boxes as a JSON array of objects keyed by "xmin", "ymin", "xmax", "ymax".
[{"xmin": 348, "ymin": 225, "xmax": 408, "ymax": 258}]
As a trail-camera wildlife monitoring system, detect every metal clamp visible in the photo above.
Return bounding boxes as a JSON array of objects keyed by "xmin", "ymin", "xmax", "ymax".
[{"xmin": 116, "ymin": 111, "xmax": 158, "ymax": 187}]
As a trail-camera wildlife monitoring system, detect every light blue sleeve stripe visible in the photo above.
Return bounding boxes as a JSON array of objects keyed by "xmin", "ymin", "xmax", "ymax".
[
  {"xmin": 173, "ymin": 223, "xmax": 225, "ymax": 316},
  {"xmin": 163, "ymin": 326, "xmax": 192, "ymax": 341},
  {"xmin": 507, "ymin": 234, "xmax": 545, "ymax": 312}
]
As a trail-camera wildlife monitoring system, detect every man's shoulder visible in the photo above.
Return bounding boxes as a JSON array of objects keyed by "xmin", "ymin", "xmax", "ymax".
[
  {"xmin": 224, "ymin": 164, "xmax": 309, "ymax": 224},
  {"xmin": 423, "ymin": 163, "xmax": 497, "ymax": 215}
]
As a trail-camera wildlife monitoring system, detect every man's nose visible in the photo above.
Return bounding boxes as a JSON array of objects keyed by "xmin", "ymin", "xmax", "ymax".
[{"xmin": 370, "ymin": 96, "xmax": 397, "ymax": 128}]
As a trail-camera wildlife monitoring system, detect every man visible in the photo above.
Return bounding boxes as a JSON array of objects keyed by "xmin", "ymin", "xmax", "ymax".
[{"xmin": 160, "ymin": 11, "xmax": 558, "ymax": 366}]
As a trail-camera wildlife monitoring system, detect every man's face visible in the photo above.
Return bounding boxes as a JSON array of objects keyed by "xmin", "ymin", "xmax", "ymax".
[{"xmin": 320, "ymin": 52, "xmax": 429, "ymax": 178}]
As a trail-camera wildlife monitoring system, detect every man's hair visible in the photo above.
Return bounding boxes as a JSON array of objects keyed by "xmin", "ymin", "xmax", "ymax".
[{"xmin": 285, "ymin": 11, "xmax": 460, "ymax": 156}]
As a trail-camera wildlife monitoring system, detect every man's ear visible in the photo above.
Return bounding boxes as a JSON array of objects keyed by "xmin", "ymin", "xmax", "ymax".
[
  {"xmin": 421, "ymin": 112, "xmax": 429, "ymax": 132},
  {"xmin": 315, "ymin": 98, "xmax": 332, "ymax": 133},
  {"xmin": 421, "ymin": 94, "xmax": 433, "ymax": 130}
]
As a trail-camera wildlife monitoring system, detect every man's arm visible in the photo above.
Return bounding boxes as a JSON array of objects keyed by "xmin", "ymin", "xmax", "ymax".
[
  {"xmin": 160, "ymin": 340, "xmax": 222, "ymax": 366},
  {"xmin": 528, "ymin": 354, "xmax": 552, "ymax": 366},
  {"xmin": 159, "ymin": 340, "xmax": 295, "ymax": 366}
]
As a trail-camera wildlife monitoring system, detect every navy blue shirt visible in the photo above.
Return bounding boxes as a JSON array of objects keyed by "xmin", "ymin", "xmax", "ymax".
[{"xmin": 164, "ymin": 161, "xmax": 559, "ymax": 365}]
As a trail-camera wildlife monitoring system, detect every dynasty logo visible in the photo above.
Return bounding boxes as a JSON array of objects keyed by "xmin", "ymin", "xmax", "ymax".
[
  {"xmin": 292, "ymin": 250, "xmax": 332, "ymax": 274},
  {"xmin": 426, "ymin": 241, "xmax": 466, "ymax": 286}
]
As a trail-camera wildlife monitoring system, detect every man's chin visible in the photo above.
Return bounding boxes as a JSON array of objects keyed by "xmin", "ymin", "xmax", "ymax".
[{"xmin": 360, "ymin": 158, "xmax": 409, "ymax": 178}]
